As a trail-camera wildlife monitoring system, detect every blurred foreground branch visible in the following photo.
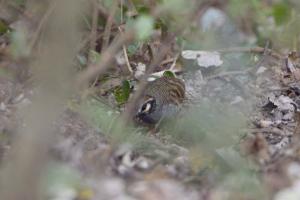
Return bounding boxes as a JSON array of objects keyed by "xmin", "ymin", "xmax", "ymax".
[{"xmin": 0, "ymin": 1, "xmax": 84, "ymax": 199}]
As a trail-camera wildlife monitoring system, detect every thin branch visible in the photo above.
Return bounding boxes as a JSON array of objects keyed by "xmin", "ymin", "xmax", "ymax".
[
  {"xmin": 28, "ymin": 3, "xmax": 56, "ymax": 51},
  {"xmin": 87, "ymin": 0, "xmax": 99, "ymax": 64},
  {"xmin": 0, "ymin": 1, "xmax": 83, "ymax": 199},
  {"xmin": 5, "ymin": 1, "xmax": 32, "ymax": 19},
  {"xmin": 89, "ymin": 0, "xmax": 119, "ymax": 87},
  {"xmin": 252, "ymin": 41, "xmax": 271, "ymax": 71},
  {"xmin": 124, "ymin": 0, "xmax": 138, "ymax": 17},
  {"xmin": 118, "ymin": 26, "xmax": 133, "ymax": 74},
  {"xmin": 96, "ymin": 2, "xmax": 117, "ymax": 25},
  {"xmin": 101, "ymin": 0, "xmax": 119, "ymax": 52},
  {"xmin": 206, "ymin": 70, "xmax": 250, "ymax": 80},
  {"xmin": 122, "ymin": 44, "xmax": 133, "ymax": 73},
  {"xmin": 216, "ymin": 46, "xmax": 283, "ymax": 60}
]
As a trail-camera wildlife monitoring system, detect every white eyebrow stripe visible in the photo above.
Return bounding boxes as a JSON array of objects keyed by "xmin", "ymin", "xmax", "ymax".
[
  {"xmin": 138, "ymin": 97, "xmax": 155, "ymax": 113},
  {"xmin": 144, "ymin": 103, "xmax": 151, "ymax": 112}
]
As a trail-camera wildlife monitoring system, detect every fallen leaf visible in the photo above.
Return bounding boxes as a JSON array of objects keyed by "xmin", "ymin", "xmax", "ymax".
[{"xmin": 114, "ymin": 80, "xmax": 131, "ymax": 105}]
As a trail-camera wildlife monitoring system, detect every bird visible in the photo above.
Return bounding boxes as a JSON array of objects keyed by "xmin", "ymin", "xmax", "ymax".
[{"xmin": 134, "ymin": 76, "xmax": 185, "ymax": 125}]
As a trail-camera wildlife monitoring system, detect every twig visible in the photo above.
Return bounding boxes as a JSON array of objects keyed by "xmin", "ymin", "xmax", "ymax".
[
  {"xmin": 118, "ymin": 0, "xmax": 133, "ymax": 74},
  {"xmin": 122, "ymin": 44, "xmax": 133, "ymax": 74},
  {"xmin": 28, "ymin": 3, "xmax": 56, "ymax": 51},
  {"xmin": 90, "ymin": 0, "xmax": 119, "ymax": 87},
  {"xmin": 124, "ymin": 0, "xmax": 138, "ymax": 17},
  {"xmin": 217, "ymin": 46, "xmax": 283, "ymax": 60},
  {"xmin": 96, "ymin": 1, "xmax": 117, "ymax": 25},
  {"xmin": 160, "ymin": 57, "xmax": 176, "ymax": 66},
  {"xmin": 88, "ymin": 0, "xmax": 99, "ymax": 64},
  {"xmin": 262, "ymin": 86, "xmax": 289, "ymax": 93},
  {"xmin": 252, "ymin": 41, "xmax": 271, "ymax": 71},
  {"xmin": 88, "ymin": 0, "xmax": 100, "ymax": 87},
  {"xmin": 206, "ymin": 70, "xmax": 250, "ymax": 80},
  {"xmin": 120, "ymin": 0, "xmax": 123, "ymax": 23},
  {"xmin": 0, "ymin": 1, "xmax": 83, "ymax": 200},
  {"xmin": 117, "ymin": 27, "xmax": 133, "ymax": 74},
  {"xmin": 169, "ymin": 53, "xmax": 179, "ymax": 70},
  {"xmin": 77, "ymin": 32, "xmax": 104, "ymax": 54},
  {"xmin": 250, "ymin": 127, "xmax": 287, "ymax": 136},
  {"xmin": 5, "ymin": 1, "xmax": 33, "ymax": 19},
  {"xmin": 101, "ymin": 0, "xmax": 118, "ymax": 52}
]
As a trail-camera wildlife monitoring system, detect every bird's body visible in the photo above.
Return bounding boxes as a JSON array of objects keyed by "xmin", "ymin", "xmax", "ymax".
[{"xmin": 135, "ymin": 76, "xmax": 185, "ymax": 125}]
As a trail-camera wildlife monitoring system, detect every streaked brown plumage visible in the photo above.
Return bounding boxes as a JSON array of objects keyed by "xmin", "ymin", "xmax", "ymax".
[{"xmin": 135, "ymin": 76, "xmax": 185, "ymax": 124}]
